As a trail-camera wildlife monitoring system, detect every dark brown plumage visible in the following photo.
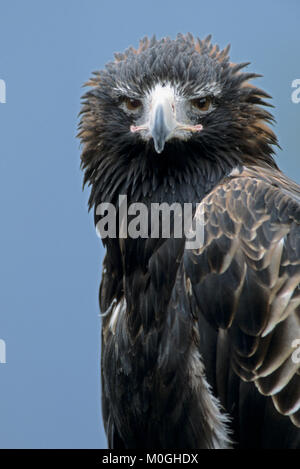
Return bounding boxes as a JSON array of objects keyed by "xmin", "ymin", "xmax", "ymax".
[{"xmin": 79, "ymin": 34, "xmax": 300, "ymax": 448}]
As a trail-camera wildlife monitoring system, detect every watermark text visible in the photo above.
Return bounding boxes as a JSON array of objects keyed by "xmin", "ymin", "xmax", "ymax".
[
  {"xmin": 291, "ymin": 79, "xmax": 300, "ymax": 103},
  {"xmin": 95, "ymin": 196, "xmax": 204, "ymax": 250},
  {"xmin": 0, "ymin": 339, "xmax": 6, "ymax": 364},
  {"xmin": 0, "ymin": 79, "xmax": 6, "ymax": 104},
  {"xmin": 292, "ymin": 338, "xmax": 300, "ymax": 364}
]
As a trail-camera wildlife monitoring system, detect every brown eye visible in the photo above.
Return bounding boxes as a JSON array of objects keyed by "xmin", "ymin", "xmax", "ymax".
[
  {"xmin": 191, "ymin": 96, "xmax": 212, "ymax": 111},
  {"xmin": 124, "ymin": 97, "xmax": 142, "ymax": 111}
]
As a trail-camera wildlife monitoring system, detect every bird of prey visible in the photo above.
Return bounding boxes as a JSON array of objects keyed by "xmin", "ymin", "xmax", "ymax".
[{"xmin": 79, "ymin": 34, "xmax": 300, "ymax": 449}]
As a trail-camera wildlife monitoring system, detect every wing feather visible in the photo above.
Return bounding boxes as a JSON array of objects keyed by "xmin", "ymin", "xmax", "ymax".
[{"xmin": 184, "ymin": 168, "xmax": 300, "ymax": 427}]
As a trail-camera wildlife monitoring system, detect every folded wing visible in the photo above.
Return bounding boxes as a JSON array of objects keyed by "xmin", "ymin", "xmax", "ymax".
[{"xmin": 184, "ymin": 166, "xmax": 300, "ymax": 427}]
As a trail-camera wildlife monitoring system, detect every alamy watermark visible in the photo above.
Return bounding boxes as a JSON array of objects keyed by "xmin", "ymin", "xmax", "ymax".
[
  {"xmin": 292, "ymin": 339, "xmax": 300, "ymax": 364},
  {"xmin": 95, "ymin": 195, "xmax": 205, "ymax": 249},
  {"xmin": 0, "ymin": 78, "xmax": 7, "ymax": 361},
  {"xmin": 0, "ymin": 339, "xmax": 6, "ymax": 364},
  {"xmin": 0, "ymin": 79, "xmax": 6, "ymax": 104},
  {"xmin": 291, "ymin": 79, "xmax": 300, "ymax": 103}
]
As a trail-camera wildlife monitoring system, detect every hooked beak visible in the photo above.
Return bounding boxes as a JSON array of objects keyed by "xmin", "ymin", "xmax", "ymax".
[
  {"xmin": 150, "ymin": 104, "xmax": 172, "ymax": 154},
  {"xmin": 130, "ymin": 84, "xmax": 203, "ymax": 154}
]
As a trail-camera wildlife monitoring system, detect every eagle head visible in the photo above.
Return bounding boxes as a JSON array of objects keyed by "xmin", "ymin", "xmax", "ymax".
[{"xmin": 79, "ymin": 34, "xmax": 279, "ymax": 206}]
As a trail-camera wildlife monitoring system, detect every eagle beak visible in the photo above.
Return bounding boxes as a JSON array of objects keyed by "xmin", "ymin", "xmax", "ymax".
[
  {"xmin": 149, "ymin": 89, "xmax": 177, "ymax": 154},
  {"xmin": 150, "ymin": 104, "xmax": 171, "ymax": 154},
  {"xmin": 130, "ymin": 84, "xmax": 203, "ymax": 152}
]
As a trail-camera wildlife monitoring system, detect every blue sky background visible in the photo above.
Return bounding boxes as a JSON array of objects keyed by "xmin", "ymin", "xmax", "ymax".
[{"xmin": 0, "ymin": 0, "xmax": 299, "ymax": 449}]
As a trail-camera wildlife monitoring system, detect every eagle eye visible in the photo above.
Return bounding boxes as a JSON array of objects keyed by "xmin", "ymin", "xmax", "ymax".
[
  {"xmin": 124, "ymin": 97, "xmax": 142, "ymax": 112},
  {"xmin": 191, "ymin": 96, "xmax": 212, "ymax": 112}
]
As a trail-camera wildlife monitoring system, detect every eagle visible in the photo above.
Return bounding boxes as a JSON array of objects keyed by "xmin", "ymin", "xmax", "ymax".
[{"xmin": 79, "ymin": 34, "xmax": 300, "ymax": 449}]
